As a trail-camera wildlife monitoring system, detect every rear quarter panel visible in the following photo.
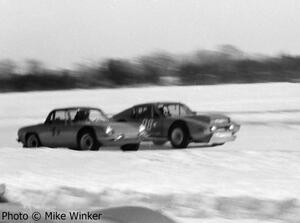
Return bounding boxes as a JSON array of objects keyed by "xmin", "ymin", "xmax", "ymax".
[{"xmin": 112, "ymin": 108, "xmax": 132, "ymax": 122}]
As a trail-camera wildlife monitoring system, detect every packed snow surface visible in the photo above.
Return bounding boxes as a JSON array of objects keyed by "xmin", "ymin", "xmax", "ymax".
[{"xmin": 0, "ymin": 83, "xmax": 300, "ymax": 222}]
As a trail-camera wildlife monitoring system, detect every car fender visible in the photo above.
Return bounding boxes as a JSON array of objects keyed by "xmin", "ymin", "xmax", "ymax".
[
  {"xmin": 77, "ymin": 125, "xmax": 102, "ymax": 142},
  {"xmin": 18, "ymin": 125, "xmax": 42, "ymax": 144},
  {"xmin": 167, "ymin": 119, "xmax": 191, "ymax": 138},
  {"xmin": 177, "ymin": 118, "xmax": 212, "ymax": 141}
]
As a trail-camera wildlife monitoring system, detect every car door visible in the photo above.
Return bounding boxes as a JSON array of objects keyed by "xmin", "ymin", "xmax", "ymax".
[
  {"xmin": 150, "ymin": 104, "xmax": 165, "ymax": 138},
  {"xmin": 129, "ymin": 105, "xmax": 163, "ymax": 138},
  {"xmin": 38, "ymin": 111, "xmax": 59, "ymax": 147},
  {"xmin": 129, "ymin": 105, "xmax": 151, "ymax": 130},
  {"xmin": 52, "ymin": 109, "xmax": 79, "ymax": 147},
  {"xmin": 39, "ymin": 110, "xmax": 74, "ymax": 147}
]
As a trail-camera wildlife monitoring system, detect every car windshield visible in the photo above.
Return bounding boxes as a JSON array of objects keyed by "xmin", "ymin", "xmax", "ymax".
[
  {"xmin": 70, "ymin": 108, "xmax": 108, "ymax": 122},
  {"xmin": 157, "ymin": 103, "xmax": 194, "ymax": 117}
]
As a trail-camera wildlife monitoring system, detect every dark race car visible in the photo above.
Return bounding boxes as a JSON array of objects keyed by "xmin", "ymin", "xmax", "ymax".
[
  {"xmin": 17, "ymin": 107, "xmax": 146, "ymax": 151},
  {"xmin": 112, "ymin": 102, "xmax": 240, "ymax": 148}
]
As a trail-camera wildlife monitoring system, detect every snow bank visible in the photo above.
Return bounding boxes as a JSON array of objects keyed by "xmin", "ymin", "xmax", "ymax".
[
  {"xmin": 0, "ymin": 82, "xmax": 299, "ymax": 119},
  {"xmin": 2, "ymin": 125, "xmax": 300, "ymax": 222}
]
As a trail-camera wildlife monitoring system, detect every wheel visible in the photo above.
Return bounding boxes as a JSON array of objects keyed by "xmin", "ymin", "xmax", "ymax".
[
  {"xmin": 152, "ymin": 140, "xmax": 167, "ymax": 146},
  {"xmin": 78, "ymin": 131, "xmax": 99, "ymax": 151},
  {"xmin": 25, "ymin": 134, "xmax": 40, "ymax": 148},
  {"xmin": 121, "ymin": 143, "xmax": 140, "ymax": 151},
  {"xmin": 169, "ymin": 124, "xmax": 189, "ymax": 148}
]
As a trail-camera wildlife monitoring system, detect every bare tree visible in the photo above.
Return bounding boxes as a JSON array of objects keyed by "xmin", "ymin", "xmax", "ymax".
[
  {"xmin": 0, "ymin": 59, "xmax": 17, "ymax": 78},
  {"xmin": 25, "ymin": 59, "xmax": 45, "ymax": 74}
]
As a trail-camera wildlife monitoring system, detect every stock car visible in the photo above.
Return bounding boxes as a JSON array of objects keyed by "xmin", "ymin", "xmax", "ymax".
[
  {"xmin": 17, "ymin": 107, "xmax": 146, "ymax": 151},
  {"xmin": 112, "ymin": 102, "xmax": 240, "ymax": 148}
]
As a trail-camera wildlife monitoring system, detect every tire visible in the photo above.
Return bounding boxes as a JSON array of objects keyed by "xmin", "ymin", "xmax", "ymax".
[
  {"xmin": 152, "ymin": 140, "xmax": 167, "ymax": 146},
  {"xmin": 121, "ymin": 143, "xmax": 140, "ymax": 151},
  {"xmin": 78, "ymin": 131, "xmax": 99, "ymax": 151},
  {"xmin": 169, "ymin": 124, "xmax": 189, "ymax": 148},
  {"xmin": 25, "ymin": 134, "xmax": 40, "ymax": 148}
]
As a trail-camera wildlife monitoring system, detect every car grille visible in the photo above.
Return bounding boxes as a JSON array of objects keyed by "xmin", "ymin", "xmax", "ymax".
[
  {"xmin": 214, "ymin": 118, "xmax": 230, "ymax": 125},
  {"xmin": 215, "ymin": 126, "xmax": 230, "ymax": 131}
]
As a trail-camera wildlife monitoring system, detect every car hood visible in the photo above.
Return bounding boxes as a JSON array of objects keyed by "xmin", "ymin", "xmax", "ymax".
[
  {"xmin": 92, "ymin": 121, "xmax": 140, "ymax": 134},
  {"xmin": 182, "ymin": 112, "xmax": 230, "ymax": 125},
  {"xmin": 109, "ymin": 121, "xmax": 139, "ymax": 133},
  {"xmin": 18, "ymin": 123, "xmax": 44, "ymax": 132}
]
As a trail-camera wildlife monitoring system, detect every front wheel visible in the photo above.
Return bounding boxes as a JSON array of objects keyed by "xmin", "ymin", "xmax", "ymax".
[
  {"xmin": 25, "ymin": 134, "xmax": 40, "ymax": 148},
  {"xmin": 78, "ymin": 131, "xmax": 99, "ymax": 151},
  {"xmin": 121, "ymin": 143, "xmax": 140, "ymax": 151},
  {"xmin": 169, "ymin": 124, "xmax": 189, "ymax": 148}
]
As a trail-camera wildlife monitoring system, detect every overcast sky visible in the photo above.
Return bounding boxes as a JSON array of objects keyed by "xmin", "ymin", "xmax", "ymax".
[{"xmin": 0, "ymin": 0, "xmax": 299, "ymax": 69}]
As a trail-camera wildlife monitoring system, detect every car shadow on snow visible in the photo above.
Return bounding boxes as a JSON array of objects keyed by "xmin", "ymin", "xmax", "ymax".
[
  {"xmin": 98, "ymin": 142, "xmax": 218, "ymax": 152},
  {"xmin": 34, "ymin": 142, "xmax": 220, "ymax": 152}
]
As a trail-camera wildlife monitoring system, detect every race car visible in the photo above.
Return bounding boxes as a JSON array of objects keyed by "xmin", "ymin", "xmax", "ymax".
[
  {"xmin": 17, "ymin": 107, "xmax": 146, "ymax": 151},
  {"xmin": 112, "ymin": 102, "xmax": 240, "ymax": 148}
]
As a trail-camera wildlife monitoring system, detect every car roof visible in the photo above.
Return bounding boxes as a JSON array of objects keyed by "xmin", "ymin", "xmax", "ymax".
[
  {"xmin": 51, "ymin": 106, "xmax": 102, "ymax": 112},
  {"xmin": 132, "ymin": 102, "xmax": 185, "ymax": 107}
]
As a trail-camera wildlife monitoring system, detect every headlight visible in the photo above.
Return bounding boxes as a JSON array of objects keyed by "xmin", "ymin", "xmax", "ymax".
[
  {"xmin": 139, "ymin": 124, "xmax": 146, "ymax": 133},
  {"xmin": 105, "ymin": 126, "xmax": 114, "ymax": 135},
  {"xmin": 229, "ymin": 124, "xmax": 235, "ymax": 130},
  {"xmin": 210, "ymin": 125, "xmax": 217, "ymax": 132}
]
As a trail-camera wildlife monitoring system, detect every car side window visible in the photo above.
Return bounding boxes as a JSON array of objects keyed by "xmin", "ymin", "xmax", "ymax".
[
  {"xmin": 68, "ymin": 110, "xmax": 77, "ymax": 121},
  {"xmin": 89, "ymin": 109, "xmax": 106, "ymax": 122},
  {"xmin": 157, "ymin": 104, "xmax": 171, "ymax": 117},
  {"xmin": 167, "ymin": 104, "xmax": 180, "ymax": 116},
  {"xmin": 52, "ymin": 110, "xmax": 67, "ymax": 123},
  {"xmin": 132, "ymin": 106, "xmax": 151, "ymax": 119},
  {"xmin": 73, "ymin": 110, "xmax": 89, "ymax": 122},
  {"xmin": 131, "ymin": 108, "xmax": 137, "ymax": 119},
  {"xmin": 45, "ymin": 112, "xmax": 54, "ymax": 123},
  {"xmin": 153, "ymin": 109, "xmax": 160, "ymax": 118}
]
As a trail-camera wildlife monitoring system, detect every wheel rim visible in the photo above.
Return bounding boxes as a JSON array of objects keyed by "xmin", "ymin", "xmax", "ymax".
[
  {"xmin": 171, "ymin": 128, "xmax": 184, "ymax": 145},
  {"xmin": 80, "ymin": 134, "xmax": 94, "ymax": 150},
  {"xmin": 28, "ymin": 135, "xmax": 38, "ymax": 147}
]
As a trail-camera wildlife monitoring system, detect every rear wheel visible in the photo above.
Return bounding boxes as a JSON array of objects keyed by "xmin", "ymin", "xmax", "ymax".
[
  {"xmin": 78, "ymin": 131, "xmax": 99, "ymax": 151},
  {"xmin": 121, "ymin": 143, "xmax": 140, "ymax": 151},
  {"xmin": 25, "ymin": 134, "xmax": 40, "ymax": 148},
  {"xmin": 169, "ymin": 124, "xmax": 189, "ymax": 148}
]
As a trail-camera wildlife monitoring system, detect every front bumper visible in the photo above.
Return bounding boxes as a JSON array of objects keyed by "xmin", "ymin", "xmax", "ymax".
[
  {"xmin": 208, "ymin": 131, "xmax": 236, "ymax": 144},
  {"xmin": 101, "ymin": 137, "xmax": 141, "ymax": 146},
  {"xmin": 97, "ymin": 133, "xmax": 141, "ymax": 146}
]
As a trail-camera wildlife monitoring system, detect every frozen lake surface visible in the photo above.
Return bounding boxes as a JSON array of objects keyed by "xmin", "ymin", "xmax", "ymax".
[{"xmin": 1, "ymin": 83, "xmax": 300, "ymax": 222}]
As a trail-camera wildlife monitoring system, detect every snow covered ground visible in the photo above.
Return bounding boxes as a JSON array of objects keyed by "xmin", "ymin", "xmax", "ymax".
[{"xmin": 0, "ymin": 83, "xmax": 300, "ymax": 223}]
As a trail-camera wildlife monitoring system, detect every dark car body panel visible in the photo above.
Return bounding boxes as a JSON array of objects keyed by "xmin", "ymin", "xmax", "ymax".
[
  {"xmin": 18, "ymin": 107, "xmax": 142, "ymax": 149},
  {"xmin": 112, "ymin": 102, "xmax": 240, "ymax": 145}
]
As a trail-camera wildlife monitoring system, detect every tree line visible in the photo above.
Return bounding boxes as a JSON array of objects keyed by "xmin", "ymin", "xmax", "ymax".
[{"xmin": 0, "ymin": 46, "xmax": 299, "ymax": 92}]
